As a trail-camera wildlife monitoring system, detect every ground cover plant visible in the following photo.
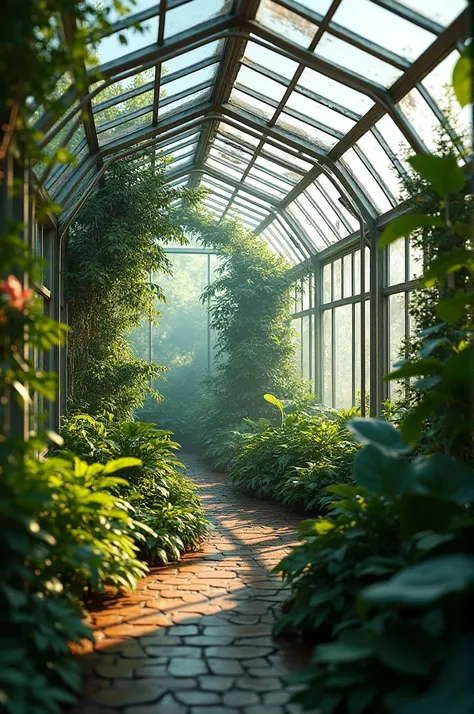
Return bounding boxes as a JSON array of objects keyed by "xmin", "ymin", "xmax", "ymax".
[
  {"xmin": 60, "ymin": 414, "xmax": 211, "ymax": 563},
  {"xmin": 229, "ymin": 395, "xmax": 360, "ymax": 511},
  {"xmin": 275, "ymin": 58, "xmax": 473, "ymax": 713},
  {"xmin": 0, "ymin": 237, "xmax": 153, "ymax": 714}
]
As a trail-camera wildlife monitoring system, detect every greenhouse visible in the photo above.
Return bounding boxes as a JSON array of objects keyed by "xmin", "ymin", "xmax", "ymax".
[{"xmin": 0, "ymin": 1, "xmax": 472, "ymax": 713}]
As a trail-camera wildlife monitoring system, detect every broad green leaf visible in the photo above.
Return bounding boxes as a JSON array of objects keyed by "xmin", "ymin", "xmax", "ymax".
[
  {"xmin": 353, "ymin": 444, "xmax": 413, "ymax": 497},
  {"xmin": 101, "ymin": 457, "xmax": 142, "ymax": 474},
  {"xmin": 400, "ymin": 634, "xmax": 474, "ymax": 714},
  {"xmin": 347, "ymin": 417, "xmax": 410, "ymax": 453},
  {"xmin": 452, "ymin": 45, "xmax": 472, "ymax": 108},
  {"xmin": 362, "ymin": 554, "xmax": 474, "ymax": 607},
  {"xmin": 423, "ymin": 249, "xmax": 474, "ymax": 288},
  {"xmin": 408, "ymin": 154, "xmax": 465, "ymax": 195},
  {"xmin": 264, "ymin": 393, "xmax": 284, "ymax": 412},
  {"xmin": 399, "ymin": 492, "xmax": 462, "ymax": 538},
  {"xmin": 411, "ymin": 453, "xmax": 474, "ymax": 504},
  {"xmin": 373, "ymin": 624, "xmax": 436, "ymax": 675},
  {"xmin": 418, "ymin": 337, "xmax": 451, "ymax": 359},
  {"xmin": 314, "ymin": 638, "xmax": 373, "ymax": 664},
  {"xmin": 437, "ymin": 291, "xmax": 474, "ymax": 323},
  {"xmin": 401, "ymin": 393, "xmax": 443, "ymax": 444},
  {"xmin": 379, "ymin": 214, "xmax": 446, "ymax": 248},
  {"xmin": 385, "ymin": 357, "xmax": 442, "ymax": 381}
]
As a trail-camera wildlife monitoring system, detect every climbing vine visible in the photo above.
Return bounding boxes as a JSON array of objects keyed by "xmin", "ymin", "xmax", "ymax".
[{"xmin": 67, "ymin": 154, "xmax": 203, "ymax": 420}]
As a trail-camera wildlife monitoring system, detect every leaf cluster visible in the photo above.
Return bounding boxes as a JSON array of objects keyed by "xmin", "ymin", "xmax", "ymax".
[{"xmin": 59, "ymin": 414, "xmax": 211, "ymax": 564}]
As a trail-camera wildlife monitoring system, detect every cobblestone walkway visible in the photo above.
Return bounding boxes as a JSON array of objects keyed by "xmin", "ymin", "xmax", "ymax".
[{"xmin": 73, "ymin": 454, "xmax": 310, "ymax": 714}]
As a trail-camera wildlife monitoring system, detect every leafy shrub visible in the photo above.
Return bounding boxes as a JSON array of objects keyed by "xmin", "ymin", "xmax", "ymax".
[
  {"xmin": 0, "ymin": 440, "xmax": 148, "ymax": 714},
  {"xmin": 229, "ymin": 396, "xmax": 359, "ymax": 511},
  {"xmin": 59, "ymin": 414, "xmax": 211, "ymax": 563},
  {"xmin": 281, "ymin": 419, "xmax": 474, "ymax": 713}
]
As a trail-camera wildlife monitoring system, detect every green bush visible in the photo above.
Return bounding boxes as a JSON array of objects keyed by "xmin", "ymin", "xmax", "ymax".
[
  {"xmin": 59, "ymin": 414, "xmax": 211, "ymax": 564},
  {"xmin": 280, "ymin": 418, "xmax": 474, "ymax": 714},
  {"xmin": 0, "ymin": 441, "xmax": 148, "ymax": 714},
  {"xmin": 229, "ymin": 397, "xmax": 359, "ymax": 511}
]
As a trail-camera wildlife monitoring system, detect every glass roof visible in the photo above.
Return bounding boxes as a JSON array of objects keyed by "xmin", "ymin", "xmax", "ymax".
[{"xmin": 38, "ymin": 0, "xmax": 471, "ymax": 260}]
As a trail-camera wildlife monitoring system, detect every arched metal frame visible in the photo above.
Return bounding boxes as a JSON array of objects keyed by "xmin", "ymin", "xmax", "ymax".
[{"xmin": 28, "ymin": 0, "xmax": 471, "ymax": 418}]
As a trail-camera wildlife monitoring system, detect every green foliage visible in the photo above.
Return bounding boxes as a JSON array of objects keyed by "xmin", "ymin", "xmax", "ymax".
[
  {"xmin": 59, "ymin": 414, "xmax": 211, "ymax": 564},
  {"xmin": 67, "ymin": 155, "xmax": 203, "ymax": 420},
  {"xmin": 229, "ymin": 399, "xmax": 360, "ymax": 511},
  {"xmin": 381, "ymin": 110, "xmax": 472, "ymax": 460},
  {"xmin": 277, "ymin": 76, "xmax": 474, "ymax": 713},
  {"xmin": 277, "ymin": 419, "xmax": 474, "ymax": 713},
  {"xmin": 177, "ymin": 212, "xmax": 306, "ymax": 465}
]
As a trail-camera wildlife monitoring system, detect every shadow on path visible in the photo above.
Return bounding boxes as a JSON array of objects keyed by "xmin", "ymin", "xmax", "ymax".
[{"xmin": 71, "ymin": 453, "xmax": 312, "ymax": 714}]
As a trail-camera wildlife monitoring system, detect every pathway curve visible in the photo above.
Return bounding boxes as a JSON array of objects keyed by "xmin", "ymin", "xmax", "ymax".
[{"xmin": 73, "ymin": 454, "xmax": 310, "ymax": 714}]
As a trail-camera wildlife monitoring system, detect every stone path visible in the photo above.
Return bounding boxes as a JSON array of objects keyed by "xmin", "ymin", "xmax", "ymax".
[{"xmin": 73, "ymin": 453, "xmax": 311, "ymax": 714}]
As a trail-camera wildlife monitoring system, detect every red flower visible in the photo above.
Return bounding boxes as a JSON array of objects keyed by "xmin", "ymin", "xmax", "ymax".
[{"xmin": 0, "ymin": 275, "xmax": 33, "ymax": 312}]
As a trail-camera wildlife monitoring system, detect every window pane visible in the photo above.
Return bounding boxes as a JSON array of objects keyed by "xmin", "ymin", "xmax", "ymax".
[
  {"xmin": 332, "ymin": 0, "xmax": 435, "ymax": 62},
  {"xmin": 323, "ymin": 263, "xmax": 332, "ymax": 303},
  {"xmin": 335, "ymin": 305, "xmax": 353, "ymax": 409},
  {"xmin": 388, "ymin": 292, "xmax": 407, "ymax": 399},
  {"xmin": 333, "ymin": 259, "xmax": 342, "ymax": 301},
  {"xmin": 303, "ymin": 315, "xmax": 311, "ymax": 382},
  {"xmin": 343, "ymin": 254, "xmax": 352, "ymax": 298},
  {"xmin": 389, "ymin": 238, "xmax": 406, "ymax": 286},
  {"xmin": 256, "ymin": 0, "xmax": 317, "ymax": 48},
  {"xmin": 322, "ymin": 309, "xmax": 333, "ymax": 405}
]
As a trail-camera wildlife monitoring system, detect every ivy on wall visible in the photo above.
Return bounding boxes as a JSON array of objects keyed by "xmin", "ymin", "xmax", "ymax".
[{"xmin": 67, "ymin": 154, "xmax": 203, "ymax": 420}]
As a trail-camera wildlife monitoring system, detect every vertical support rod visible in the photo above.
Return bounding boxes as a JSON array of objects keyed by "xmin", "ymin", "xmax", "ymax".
[{"xmin": 207, "ymin": 253, "xmax": 211, "ymax": 377}]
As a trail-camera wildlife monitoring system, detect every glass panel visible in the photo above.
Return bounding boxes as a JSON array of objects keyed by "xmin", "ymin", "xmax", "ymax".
[
  {"xmin": 333, "ymin": 259, "xmax": 342, "ymax": 301},
  {"xmin": 287, "ymin": 201, "xmax": 327, "ymax": 250},
  {"xmin": 206, "ymin": 157, "xmax": 244, "ymax": 181},
  {"xmin": 243, "ymin": 41, "xmax": 299, "ymax": 80},
  {"xmin": 164, "ymin": 0, "xmax": 232, "ymax": 39},
  {"xmin": 219, "ymin": 123, "xmax": 260, "ymax": 147},
  {"xmin": 106, "ymin": 0, "xmax": 159, "ymax": 23},
  {"xmin": 315, "ymin": 33, "xmax": 403, "ymax": 87},
  {"xmin": 317, "ymin": 176, "xmax": 359, "ymax": 231},
  {"xmin": 334, "ymin": 304, "xmax": 353, "ymax": 409},
  {"xmin": 354, "ymin": 302, "xmax": 361, "ymax": 404},
  {"xmin": 398, "ymin": 88, "xmax": 445, "ymax": 152},
  {"xmin": 229, "ymin": 88, "xmax": 275, "ymax": 121},
  {"xmin": 409, "ymin": 239, "xmax": 424, "ymax": 280},
  {"xmin": 365, "ymin": 299, "xmax": 370, "ymax": 397},
  {"xmin": 323, "ymin": 263, "xmax": 332, "ymax": 303},
  {"xmin": 389, "ymin": 238, "xmax": 406, "ymax": 286},
  {"xmin": 98, "ymin": 112, "xmax": 152, "ymax": 145},
  {"xmin": 164, "ymin": 40, "xmax": 224, "ymax": 75},
  {"xmin": 303, "ymin": 315, "xmax": 311, "ymax": 382},
  {"xmin": 373, "ymin": 114, "xmax": 411, "ymax": 176},
  {"xmin": 365, "ymin": 246, "xmax": 370, "ymax": 292},
  {"xmin": 256, "ymin": 0, "xmax": 317, "ymax": 48},
  {"xmin": 293, "ymin": 317, "xmax": 302, "ymax": 371},
  {"xmin": 262, "ymin": 143, "xmax": 314, "ymax": 172},
  {"xmin": 285, "ymin": 91, "xmax": 356, "ymax": 134},
  {"xmin": 91, "ymin": 69, "xmax": 155, "ymax": 109},
  {"xmin": 95, "ymin": 90, "xmax": 154, "ymax": 127},
  {"xmin": 340, "ymin": 148, "xmax": 392, "ymax": 213},
  {"xmin": 302, "ymin": 276, "xmax": 310, "ymax": 311},
  {"xmin": 88, "ymin": 19, "xmax": 158, "ymax": 68},
  {"xmin": 332, "ymin": 0, "xmax": 435, "ymax": 61},
  {"xmin": 395, "ymin": 0, "xmax": 467, "ymax": 26},
  {"xmin": 298, "ymin": 67, "xmax": 374, "ymax": 115},
  {"xmin": 244, "ymin": 175, "xmax": 285, "ymax": 199},
  {"xmin": 422, "ymin": 50, "xmax": 471, "ymax": 147},
  {"xmin": 353, "ymin": 249, "xmax": 360, "ymax": 296},
  {"xmin": 322, "ymin": 309, "xmax": 333, "ymax": 405},
  {"xmin": 343, "ymin": 253, "xmax": 352, "ymax": 298},
  {"xmin": 356, "ymin": 130, "xmax": 400, "ymax": 198},
  {"xmin": 276, "ymin": 112, "xmax": 338, "ymax": 149},
  {"xmin": 236, "ymin": 65, "xmax": 287, "ymax": 102},
  {"xmin": 306, "ymin": 184, "xmax": 349, "ymax": 239},
  {"xmin": 388, "ymin": 292, "xmax": 406, "ymax": 399},
  {"xmin": 160, "ymin": 87, "xmax": 212, "ymax": 119},
  {"xmin": 163, "ymin": 64, "xmax": 217, "ymax": 99}
]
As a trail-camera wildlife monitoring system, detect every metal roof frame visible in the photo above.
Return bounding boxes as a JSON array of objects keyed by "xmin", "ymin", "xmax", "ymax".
[{"xmin": 35, "ymin": 0, "xmax": 470, "ymax": 261}]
